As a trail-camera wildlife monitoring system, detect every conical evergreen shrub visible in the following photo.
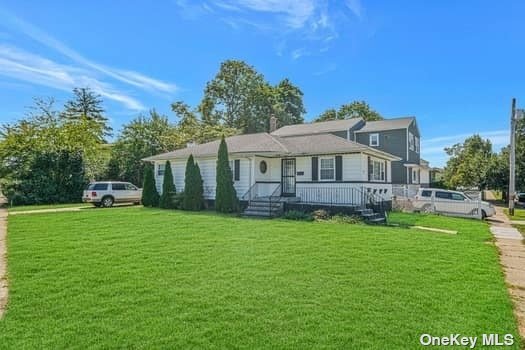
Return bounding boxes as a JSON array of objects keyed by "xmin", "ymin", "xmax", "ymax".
[
  {"xmin": 215, "ymin": 136, "xmax": 238, "ymax": 213},
  {"xmin": 159, "ymin": 160, "xmax": 176, "ymax": 209},
  {"xmin": 182, "ymin": 155, "xmax": 204, "ymax": 210},
  {"xmin": 142, "ymin": 163, "xmax": 159, "ymax": 207}
]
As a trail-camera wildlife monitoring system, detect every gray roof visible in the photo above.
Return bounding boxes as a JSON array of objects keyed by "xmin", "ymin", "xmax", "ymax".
[
  {"xmin": 143, "ymin": 132, "xmax": 401, "ymax": 161},
  {"xmin": 270, "ymin": 118, "xmax": 363, "ymax": 137},
  {"xmin": 354, "ymin": 117, "xmax": 415, "ymax": 133}
]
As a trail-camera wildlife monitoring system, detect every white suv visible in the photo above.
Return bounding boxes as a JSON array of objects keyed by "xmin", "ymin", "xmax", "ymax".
[
  {"xmin": 412, "ymin": 188, "xmax": 495, "ymax": 219},
  {"xmin": 83, "ymin": 181, "xmax": 142, "ymax": 207}
]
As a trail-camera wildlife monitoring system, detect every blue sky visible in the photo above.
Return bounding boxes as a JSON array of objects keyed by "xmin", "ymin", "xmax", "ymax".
[{"xmin": 0, "ymin": 0, "xmax": 524, "ymax": 167}]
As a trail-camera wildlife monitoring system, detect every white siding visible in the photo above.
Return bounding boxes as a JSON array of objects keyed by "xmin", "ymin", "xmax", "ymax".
[
  {"xmin": 342, "ymin": 154, "xmax": 364, "ymax": 181},
  {"xmin": 155, "ymin": 156, "xmax": 251, "ymax": 200},
  {"xmin": 295, "ymin": 156, "xmax": 311, "ymax": 182}
]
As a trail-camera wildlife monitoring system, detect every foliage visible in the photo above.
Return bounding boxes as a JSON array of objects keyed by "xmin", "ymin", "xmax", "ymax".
[
  {"xmin": 1, "ymin": 149, "xmax": 85, "ymax": 205},
  {"xmin": 215, "ymin": 136, "xmax": 238, "ymax": 213},
  {"xmin": 486, "ymin": 147, "xmax": 509, "ymax": 194},
  {"xmin": 109, "ymin": 110, "xmax": 177, "ymax": 186},
  {"xmin": 0, "ymin": 208, "xmax": 519, "ymax": 349},
  {"xmin": 311, "ymin": 209, "xmax": 330, "ymax": 220},
  {"xmin": 141, "ymin": 163, "xmax": 159, "ymax": 207},
  {"xmin": 182, "ymin": 155, "xmax": 204, "ymax": 211},
  {"xmin": 282, "ymin": 210, "xmax": 314, "ymax": 221},
  {"xmin": 159, "ymin": 161, "xmax": 177, "ymax": 209},
  {"xmin": 315, "ymin": 101, "xmax": 383, "ymax": 122},
  {"xmin": 62, "ymin": 87, "xmax": 112, "ymax": 139},
  {"xmin": 443, "ymin": 135, "xmax": 493, "ymax": 189},
  {"xmin": 199, "ymin": 60, "xmax": 305, "ymax": 133}
]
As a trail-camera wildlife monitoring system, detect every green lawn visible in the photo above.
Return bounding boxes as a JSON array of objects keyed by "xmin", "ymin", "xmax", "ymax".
[
  {"xmin": 503, "ymin": 207, "xmax": 525, "ymax": 220},
  {"xmin": 0, "ymin": 208, "xmax": 520, "ymax": 349},
  {"xmin": 7, "ymin": 202, "xmax": 92, "ymax": 212}
]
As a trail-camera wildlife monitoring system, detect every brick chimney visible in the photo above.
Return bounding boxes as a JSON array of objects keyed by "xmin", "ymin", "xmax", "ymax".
[{"xmin": 269, "ymin": 116, "xmax": 278, "ymax": 133}]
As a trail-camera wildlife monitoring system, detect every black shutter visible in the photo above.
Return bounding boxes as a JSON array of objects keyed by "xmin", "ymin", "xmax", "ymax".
[
  {"xmin": 335, "ymin": 156, "xmax": 343, "ymax": 181},
  {"xmin": 234, "ymin": 159, "xmax": 240, "ymax": 181},
  {"xmin": 384, "ymin": 160, "xmax": 388, "ymax": 182},
  {"xmin": 311, "ymin": 157, "xmax": 318, "ymax": 181},
  {"xmin": 368, "ymin": 156, "xmax": 372, "ymax": 181}
]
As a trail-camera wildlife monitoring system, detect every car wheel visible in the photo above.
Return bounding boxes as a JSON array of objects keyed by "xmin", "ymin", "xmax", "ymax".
[
  {"xmin": 102, "ymin": 196, "xmax": 114, "ymax": 208},
  {"xmin": 481, "ymin": 210, "xmax": 487, "ymax": 219},
  {"xmin": 421, "ymin": 204, "xmax": 432, "ymax": 213}
]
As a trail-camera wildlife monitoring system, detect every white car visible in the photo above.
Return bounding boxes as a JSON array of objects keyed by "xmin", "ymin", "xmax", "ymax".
[
  {"xmin": 413, "ymin": 188, "xmax": 495, "ymax": 219},
  {"xmin": 83, "ymin": 181, "xmax": 142, "ymax": 207}
]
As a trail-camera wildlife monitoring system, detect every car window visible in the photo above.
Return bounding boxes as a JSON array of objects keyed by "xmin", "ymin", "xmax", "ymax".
[
  {"xmin": 88, "ymin": 183, "xmax": 108, "ymax": 191},
  {"xmin": 435, "ymin": 191, "xmax": 451, "ymax": 200},
  {"xmin": 451, "ymin": 193, "xmax": 466, "ymax": 201},
  {"xmin": 112, "ymin": 183, "xmax": 126, "ymax": 191},
  {"xmin": 421, "ymin": 190, "xmax": 432, "ymax": 197},
  {"xmin": 125, "ymin": 183, "xmax": 138, "ymax": 191}
]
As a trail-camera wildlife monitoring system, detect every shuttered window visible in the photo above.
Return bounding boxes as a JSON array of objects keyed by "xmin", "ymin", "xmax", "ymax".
[{"xmin": 320, "ymin": 158, "xmax": 335, "ymax": 180}]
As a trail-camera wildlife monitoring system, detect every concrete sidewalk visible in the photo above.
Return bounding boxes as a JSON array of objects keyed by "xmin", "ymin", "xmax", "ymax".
[{"xmin": 487, "ymin": 207, "xmax": 525, "ymax": 338}]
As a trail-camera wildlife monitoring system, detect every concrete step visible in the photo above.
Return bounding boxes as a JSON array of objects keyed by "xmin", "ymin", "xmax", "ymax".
[
  {"xmin": 248, "ymin": 201, "xmax": 282, "ymax": 209},
  {"xmin": 367, "ymin": 217, "xmax": 386, "ymax": 224}
]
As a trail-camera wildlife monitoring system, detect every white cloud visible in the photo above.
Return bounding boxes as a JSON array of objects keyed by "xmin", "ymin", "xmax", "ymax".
[
  {"xmin": 0, "ymin": 45, "xmax": 144, "ymax": 110},
  {"xmin": 0, "ymin": 7, "xmax": 178, "ymax": 110},
  {"xmin": 345, "ymin": 0, "xmax": 363, "ymax": 19},
  {"xmin": 291, "ymin": 48, "xmax": 309, "ymax": 60}
]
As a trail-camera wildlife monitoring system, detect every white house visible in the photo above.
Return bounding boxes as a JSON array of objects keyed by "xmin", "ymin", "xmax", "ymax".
[{"xmin": 143, "ymin": 119, "xmax": 401, "ymax": 216}]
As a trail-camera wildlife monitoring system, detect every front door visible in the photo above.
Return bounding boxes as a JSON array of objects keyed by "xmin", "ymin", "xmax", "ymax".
[{"xmin": 281, "ymin": 158, "xmax": 296, "ymax": 196}]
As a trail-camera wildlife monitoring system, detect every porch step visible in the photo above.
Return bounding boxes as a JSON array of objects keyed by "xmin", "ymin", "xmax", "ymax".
[{"xmin": 242, "ymin": 201, "xmax": 284, "ymax": 218}]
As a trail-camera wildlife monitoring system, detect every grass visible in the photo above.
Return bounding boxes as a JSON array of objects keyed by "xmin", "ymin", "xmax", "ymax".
[
  {"xmin": 7, "ymin": 202, "xmax": 91, "ymax": 212},
  {"xmin": 503, "ymin": 207, "xmax": 525, "ymax": 220},
  {"xmin": 0, "ymin": 208, "xmax": 520, "ymax": 349}
]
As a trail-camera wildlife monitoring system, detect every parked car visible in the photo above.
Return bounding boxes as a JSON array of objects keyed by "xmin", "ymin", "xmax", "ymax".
[
  {"xmin": 413, "ymin": 188, "xmax": 495, "ymax": 219},
  {"xmin": 514, "ymin": 192, "xmax": 525, "ymax": 206},
  {"xmin": 83, "ymin": 181, "xmax": 142, "ymax": 207}
]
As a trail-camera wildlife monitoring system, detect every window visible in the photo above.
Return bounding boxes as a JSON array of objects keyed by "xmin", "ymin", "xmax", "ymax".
[
  {"xmin": 259, "ymin": 160, "xmax": 267, "ymax": 174},
  {"xmin": 112, "ymin": 183, "xmax": 126, "ymax": 191},
  {"xmin": 157, "ymin": 163, "xmax": 165, "ymax": 176},
  {"xmin": 421, "ymin": 190, "xmax": 432, "ymax": 197},
  {"xmin": 87, "ymin": 183, "xmax": 108, "ymax": 191},
  {"xmin": 125, "ymin": 183, "xmax": 138, "ymax": 191},
  {"xmin": 412, "ymin": 169, "xmax": 418, "ymax": 183},
  {"xmin": 435, "ymin": 191, "xmax": 451, "ymax": 200},
  {"xmin": 408, "ymin": 132, "xmax": 415, "ymax": 151},
  {"xmin": 229, "ymin": 160, "xmax": 240, "ymax": 181},
  {"xmin": 415, "ymin": 136, "xmax": 420, "ymax": 153},
  {"xmin": 320, "ymin": 157, "xmax": 335, "ymax": 180},
  {"xmin": 369, "ymin": 133, "xmax": 379, "ymax": 146},
  {"xmin": 451, "ymin": 193, "xmax": 466, "ymax": 201},
  {"xmin": 371, "ymin": 160, "xmax": 385, "ymax": 182}
]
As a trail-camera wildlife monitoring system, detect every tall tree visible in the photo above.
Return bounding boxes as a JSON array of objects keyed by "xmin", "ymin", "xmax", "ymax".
[
  {"xmin": 443, "ymin": 135, "xmax": 493, "ymax": 189},
  {"xmin": 159, "ymin": 160, "xmax": 176, "ymax": 209},
  {"xmin": 315, "ymin": 101, "xmax": 383, "ymax": 122},
  {"xmin": 62, "ymin": 88, "xmax": 111, "ymax": 139},
  {"xmin": 274, "ymin": 78, "xmax": 306, "ymax": 125},
  {"xmin": 215, "ymin": 136, "xmax": 238, "ymax": 213},
  {"xmin": 200, "ymin": 60, "xmax": 265, "ymax": 130}
]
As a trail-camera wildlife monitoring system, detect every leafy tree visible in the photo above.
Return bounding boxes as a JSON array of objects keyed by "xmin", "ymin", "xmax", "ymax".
[
  {"xmin": 200, "ymin": 60, "xmax": 265, "ymax": 130},
  {"xmin": 62, "ymin": 87, "xmax": 112, "ymax": 139},
  {"xmin": 198, "ymin": 60, "xmax": 305, "ymax": 133},
  {"xmin": 315, "ymin": 101, "xmax": 383, "ymax": 122},
  {"xmin": 215, "ymin": 136, "xmax": 238, "ymax": 213},
  {"xmin": 141, "ymin": 164, "xmax": 159, "ymax": 207},
  {"xmin": 159, "ymin": 160, "xmax": 177, "ymax": 209},
  {"xmin": 109, "ymin": 110, "xmax": 177, "ymax": 186},
  {"xmin": 486, "ymin": 147, "xmax": 509, "ymax": 198},
  {"xmin": 182, "ymin": 155, "xmax": 204, "ymax": 210},
  {"xmin": 443, "ymin": 135, "xmax": 493, "ymax": 189}
]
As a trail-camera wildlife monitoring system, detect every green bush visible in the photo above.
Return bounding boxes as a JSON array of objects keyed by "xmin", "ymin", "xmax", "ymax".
[
  {"xmin": 182, "ymin": 155, "xmax": 204, "ymax": 211},
  {"xmin": 215, "ymin": 136, "xmax": 239, "ymax": 213},
  {"xmin": 159, "ymin": 160, "xmax": 176, "ymax": 209},
  {"xmin": 282, "ymin": 210, "xmax": 314, "ymax": 221},
  {"xmin": 142, "ymin": 163, "xmax": 159, "ymax": 207}
]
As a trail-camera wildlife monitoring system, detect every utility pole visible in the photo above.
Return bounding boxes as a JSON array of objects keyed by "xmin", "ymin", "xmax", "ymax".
[{"xmin": 509, "ymin": 98, "xmax": 517, "ymax": 216}]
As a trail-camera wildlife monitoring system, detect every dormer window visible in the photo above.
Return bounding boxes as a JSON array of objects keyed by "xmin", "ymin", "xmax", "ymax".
[
  {"xmin": 408, "ymin": 132, "xmax": 415, "ymax": 151},
  {"xmin": 369, "ymin": 133, "xmax": 379, "ymax": 147}
]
